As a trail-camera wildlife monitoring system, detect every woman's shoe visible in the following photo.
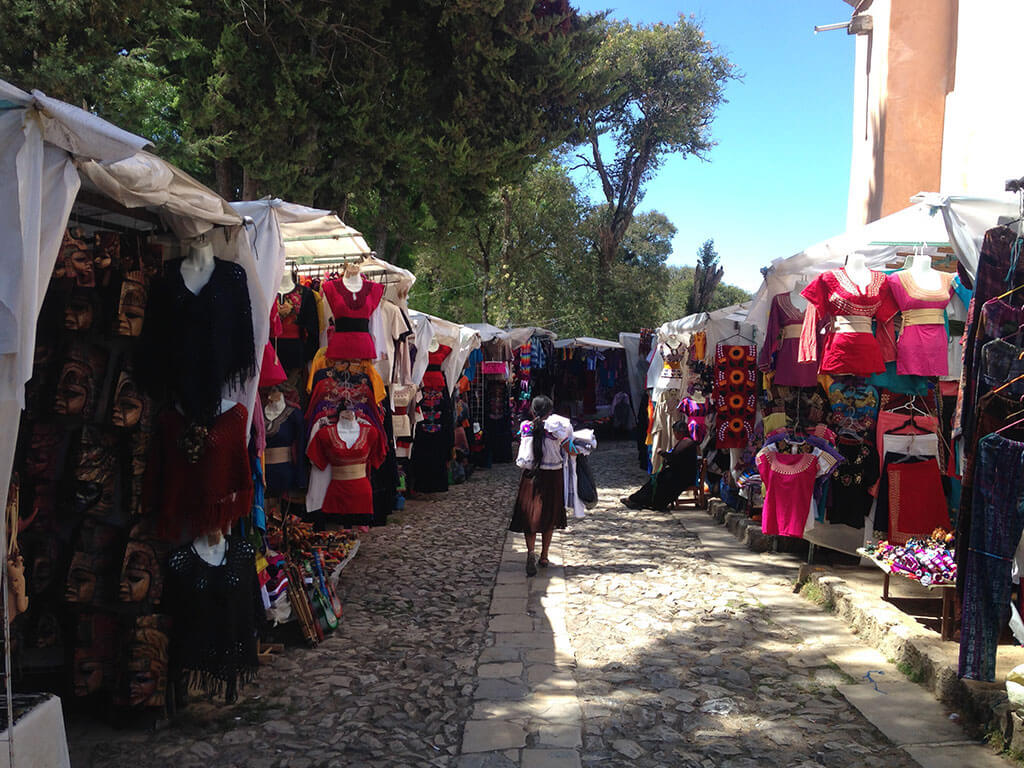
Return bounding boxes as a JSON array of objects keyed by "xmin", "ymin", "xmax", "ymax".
[
  {"xmin": 526, "ymin": 552, "xmax": 538, "ymax": 576},
  {"xmin": 538, "ymin": 558, "xmax": 550, "ymax": 568}
]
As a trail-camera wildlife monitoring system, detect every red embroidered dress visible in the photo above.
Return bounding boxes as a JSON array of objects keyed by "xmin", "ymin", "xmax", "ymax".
[
  {"xmin": 799, "ymin": 268, "xmax": 894, "ymax": 376},
  {"xmin": 756, "ymin": 450, "xmax": 819, "ymax": 538},
  {"xmin": 306, "ymin": 420, "xmax": 386, "ymax": 520},
  {"xmin": 323, "ymin": 277, "xmax": 384, "ymax": 361}
]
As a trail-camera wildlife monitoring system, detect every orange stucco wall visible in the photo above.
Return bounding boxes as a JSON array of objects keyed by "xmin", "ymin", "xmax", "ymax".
[{"xmin": 848, "ymin": 0, "xmax": 958, "ymax": 225}]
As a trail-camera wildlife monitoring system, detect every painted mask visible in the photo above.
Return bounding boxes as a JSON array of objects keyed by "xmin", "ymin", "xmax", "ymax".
[
  {"xmin": 123, "ymin": 616, "xmax": 170, "ymax": 708},
  {"xmin": 115, "ymin": 273, "xmax": 147, "ymax": 337},
  {"xmin": 72, "ymin": 613, "xmax": 117, "ymax": 697},
  {"xmin": 111, "ymin": 371, "xmax": 145, "ymax": 428}
]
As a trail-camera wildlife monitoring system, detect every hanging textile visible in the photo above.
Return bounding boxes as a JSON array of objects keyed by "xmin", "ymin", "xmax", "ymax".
[{"xmin": 713, "ymin": 344, "xmax": 757, "ymax": 449}]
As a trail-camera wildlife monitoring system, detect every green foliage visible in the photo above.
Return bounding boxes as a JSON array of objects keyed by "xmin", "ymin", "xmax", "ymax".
[
  {"xmin": 574, "ymin": 14, "xmax": 736, "ymax": 277},
  {"xmin": 686, "ymin": 238, "xmax": 724, "ymax": 316}
]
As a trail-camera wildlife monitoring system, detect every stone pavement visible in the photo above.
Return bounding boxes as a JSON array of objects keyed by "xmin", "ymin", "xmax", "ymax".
[{"xmin": 64, "ymin": 440, "xmax": 1011, "ymax": 767}]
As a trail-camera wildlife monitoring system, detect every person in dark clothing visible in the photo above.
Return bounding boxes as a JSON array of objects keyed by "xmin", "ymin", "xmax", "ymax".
[{"xmin": 622, "ymin": 421, "xmax": 698, "ymax": 511}]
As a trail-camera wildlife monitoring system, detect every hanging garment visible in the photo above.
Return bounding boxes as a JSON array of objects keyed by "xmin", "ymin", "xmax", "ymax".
[
  {"xmin": 145, "ymin": 404, "xmax": 254, "ymax": 539},
  {"xmin": 759, "ymin": 293, "xmax": 819, "ymax": 387},
  {"xmin": 959, "ymin": 433, "xmax": 1024, "ymax": 681},
  {"xmin": 826, "ymin": 379, "xmax": 879, "ymax": 439},
  {"xmin": 410, "ymin": 384, "xmax": 453, "ymax": 493},
  {"xmin": 713, "ymin": 344, "xmax": 757, "ymax": 449},
  {"xmin": 259, "ymin": 306, "xmax": 287, "ymax": 388},
  {"xmin": 879, "ymin": 271, "xmax": 955, "ymax": 377},
  {"xmin": 756, "ymin": 447, "xmax": 832, "ymax": 537},
  {"xmin": 323, "ymin": 277, "xmax": 384, "ymax": 361},
  {"xmin": 649, "ymin": 389, "xmax": 681, "ymax": 472},
  {"xmin": 484, "ymin": 381, "xmax": 514, "ymax": 464},
  {"xmin": 275, "ymin": 284, "xmax": 320, "ymax": 370},
  {"xmin": 829, "ymin": 437, "xmax": 879, "ymax": 529},
  {"xmin": 263, "ymin": 405, "xmax": 305, "ymax": 497},
  {"xmin": 799, "ymin": 268, "xmax": 894, "ymax": 375},
  {"xmin": 882, "ymin": 456, "xmax": 948, "ymax": 544},
  {"xmin": 139, "ymin": 258, "xmax": 256, "ymax": 426},
  {"xmin": 164, "ymin": 536, "xmax": 260, "ymax": 702},
  {"xmin": 306, "ymin": 420, "xmax": 387, "ymax": 526}
]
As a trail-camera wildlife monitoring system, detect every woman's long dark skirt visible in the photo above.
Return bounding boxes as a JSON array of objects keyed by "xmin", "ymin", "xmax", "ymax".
[{"xmin": 509, "ymin": 468, "xmax": 566, "ymax": 534}]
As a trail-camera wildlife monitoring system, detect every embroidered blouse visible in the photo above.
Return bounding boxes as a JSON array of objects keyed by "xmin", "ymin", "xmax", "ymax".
[
  {"xmin": 756, "ymin": 446, "xmax": 834, "ymax": 538},
  {"xmin": 306, "ymin": 420, "xmax": 386, "ymax": 519},
  {"xmin": 422, "ymin": 345, "xmax": 452, "ymax": 391},
  {"xmin": 759, "ymin": 292, "xmax": 819, "ymax": 387},
  {"xmin": 323, "ymin": 277, "xmax": 384, "ymax": 361},
  {"xmin": 798, "ymin": 268, "xmax": 894, "ymax": 376},
  {"xmin": 879, "ymin": 271, "xmax": 954, "ymax": 377}
]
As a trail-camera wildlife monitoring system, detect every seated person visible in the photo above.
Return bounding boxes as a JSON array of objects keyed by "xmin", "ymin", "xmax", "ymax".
[{"xmin": 622, "ymin": 420, "xmax": 699, "ymax": 511}]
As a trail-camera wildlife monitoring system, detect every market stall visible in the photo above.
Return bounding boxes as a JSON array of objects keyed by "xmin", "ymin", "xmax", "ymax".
[
  {"xmin": 551, "ymin": 338, "xmax": 629, "ymax": 427},
  {"xmin": 0, "ymin": 80, "xmax": 281, "ymax": 742}
]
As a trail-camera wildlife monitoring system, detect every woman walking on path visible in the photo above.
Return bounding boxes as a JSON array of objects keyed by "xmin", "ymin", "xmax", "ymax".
[{"xmin": 510, "ymin": 396, "xmax": 574, "ymax": 575}]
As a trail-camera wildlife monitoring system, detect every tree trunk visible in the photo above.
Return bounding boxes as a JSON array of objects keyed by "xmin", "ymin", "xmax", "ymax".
[
  {"xmin": 241, "ymin": 168, "xmax": 258, "ymax": 201},
  {"xmin": 215, "ymin": 158, "xmax": 232, "ymax": 201},
  {"xmin": 481, "ymin": 249, "xmax": 491, "ymax": 324}
]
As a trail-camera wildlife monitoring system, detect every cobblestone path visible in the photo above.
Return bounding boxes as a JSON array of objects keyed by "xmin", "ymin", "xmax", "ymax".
[
  {"xmin": 68, "ymin": 439, "xmax": 921, "ymax": 768},
  {"xmin": 562, "ymin": 442, "xmax": 919, "ymax": 768}
]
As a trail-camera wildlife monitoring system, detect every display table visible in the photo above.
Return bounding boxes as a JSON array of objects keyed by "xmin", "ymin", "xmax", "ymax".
[
  {"xmin": 0, "ymin": 693, "xmax": 71, "ymax": 768},
  {"xmin": 857, "ymin": 548, "xmax": 957, "ymax": 641}
]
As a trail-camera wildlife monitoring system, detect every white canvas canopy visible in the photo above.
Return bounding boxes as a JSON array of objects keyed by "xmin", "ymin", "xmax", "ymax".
[
  {"xmin": 408, "ymin": 310, "xmax": 482, "ymax": 394},
  {"xmin": 278, "ymin": 210, "xmax": 415, "ymax": 307},
  {"xmin": 553, "ymin": 337, "xmax": 624, "ymax": 350},
  {"xmin": 464, "ymin": 324, "xmax": 556, "ymax": 350},
  {"xmin": 747, "ymin": 195, "xmax": 1019, "ymax": 333}
]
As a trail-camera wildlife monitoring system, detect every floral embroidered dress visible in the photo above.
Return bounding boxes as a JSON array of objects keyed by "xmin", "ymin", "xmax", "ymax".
[
  {"xmin": 306, "ymin": 420, "xmax": 386, "ymax": 524},
  {"xmin": 759, "ymin": 293, "xmax": 819, "ymax": 387},
  {"xmin": 799, "ymin": 268, "xmax": 894, "ymax": 376},
  {"xmin": 323, "ymin": 277, "xmax": 384, "ymax": 361},
  {"xmin": 879, "ymin": 271, "xmax": 955, "ymax": 377}
]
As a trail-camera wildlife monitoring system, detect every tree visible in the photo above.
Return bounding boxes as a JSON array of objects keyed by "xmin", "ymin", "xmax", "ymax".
[
  {"xmin": 686, "ymin": 238, "xmax": 724, "ymax": 316},
  {"xmin": 573, "ymin": 15, "xmax": 735, "ymax": 294}
]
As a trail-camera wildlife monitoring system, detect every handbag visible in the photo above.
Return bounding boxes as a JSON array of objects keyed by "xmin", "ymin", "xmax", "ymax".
[{"xmin": 576, "ymin": 455, "xmax": 598, "ymax": 507}]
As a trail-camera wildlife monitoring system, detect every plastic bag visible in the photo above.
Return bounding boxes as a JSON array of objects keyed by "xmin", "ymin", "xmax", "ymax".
[{"xmin": 577, "ymin": 454, "xmax": 598, "ymax": 508}]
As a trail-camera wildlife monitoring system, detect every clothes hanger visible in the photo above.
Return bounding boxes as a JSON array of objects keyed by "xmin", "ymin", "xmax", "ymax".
[{"xmin": 993, "ymin": 372, "xmax": 1024, "ymax": 396}]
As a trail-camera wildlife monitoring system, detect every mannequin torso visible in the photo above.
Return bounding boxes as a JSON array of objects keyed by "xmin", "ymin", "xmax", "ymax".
[
  {"xmin": 193, "ymin": 530, "xmax": 227, "ymax": 565},
  {"xmin": 336, "ymin": 412, "xmax": 360, "ymax": 447},
  {"xmin": 789, "ymin": 278, "xmax": 809, "ymax": 313},
  {"xmin": 428, "ymin": 337, "xmax": 440, "ymax": 353},
  {"xmin": 181, "ymin": 240, "xmax": 216, "ymax": 294},
  {"xmin": 908, "ymin": 255, "xmax": 943, "ymax": 292},
  {"xmin": 278, "ymin": 272, "xmax": 296, "ymax": 296},
  {"xmin": 843, "ymin": 253, "xmax": 872, "ymax": 289},
  {"xmin": 264, "ymin": 392, "xmax": 286, "ymax": 423},
  {"xmin": 342, "ymin": 264, "xmax": 363, "ymax": 296}
]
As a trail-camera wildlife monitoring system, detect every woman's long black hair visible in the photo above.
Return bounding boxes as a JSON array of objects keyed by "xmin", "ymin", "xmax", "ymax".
[{"xmin": 530, "ymin": 395, "xmax": 554, "ymax": 469}]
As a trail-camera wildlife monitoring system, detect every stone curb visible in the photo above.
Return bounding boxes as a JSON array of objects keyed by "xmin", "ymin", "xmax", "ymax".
[{"xmin": 703, "ymin": 495, "xmax": 1014, "ymax": 747}]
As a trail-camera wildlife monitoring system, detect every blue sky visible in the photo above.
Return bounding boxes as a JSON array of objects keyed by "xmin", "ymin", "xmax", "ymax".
[{"xmin": 570, "ymin": 0, "xmax": 858, "ymax": 292}]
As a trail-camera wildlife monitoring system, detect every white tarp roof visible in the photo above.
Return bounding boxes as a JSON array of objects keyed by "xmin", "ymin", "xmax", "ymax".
[
  {"xmin": 553, "ymin": 337, "xmax": 624, "ymax": 350},
  {"xmin": 747, "ymin": 195, "xmax": 1019, "ymax": 333},
  {"xmin": 277, "ymin": 210, "xmax": 415, "ymax": 306},
  {"xmin": 0, "ymin": 79, "xmax": 270, "ymax": 563},
  {"xmin": 408, "ymin": 310, "xmax": 482, "ymax": 394}
]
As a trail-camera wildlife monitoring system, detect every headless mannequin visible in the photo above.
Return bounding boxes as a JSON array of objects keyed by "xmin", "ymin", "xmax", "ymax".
[
  {"xmin": 428, "ymin": 337, "xmax": 440, "ymax": 353},
  {"xmin": 342, "ymin": 263, "xmax": 362, "ymax": 295},
  {"xmin": 193, "ymin": 529, "xmax": 227, "ymax": 566},
  {"xmin": 264, "ymin": 389, "xmax": 286, "ymax": 423},
  {"xmin": 789, "ymin": 276, "xmax": 809, "ymax": 313},
  {"xmin": 336, "ymin": 408, "xmax": 360, "ymax": 447},
  {"xmin": 181, "ymin": 239, "xmax": 216, "ymax": 295},
  {"xmin": 278, "ymin": 271, "xmax": 296, "ymax": 296},
  {"xmin": 907, "ymin": 254, "xmax": 944, "ymax": 292},
  {"xmin": 843, "ymin": 252, "xmax": 872, "ymax": 289}
]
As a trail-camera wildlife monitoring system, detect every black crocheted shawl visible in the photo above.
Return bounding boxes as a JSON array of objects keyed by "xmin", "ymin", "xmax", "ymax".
[
  {"xmin": 164, "ymin": 536, "xmax": 260, "ymax": 701},
  {"xmin": 139, "ymin": 258, "xmax": 255, "ymax": 425}
]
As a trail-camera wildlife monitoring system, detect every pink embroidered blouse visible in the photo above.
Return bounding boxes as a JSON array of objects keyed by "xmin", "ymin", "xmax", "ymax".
[{"xmin": 879, "ymin": 271, "xmax": 954, "ymax": 377}]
